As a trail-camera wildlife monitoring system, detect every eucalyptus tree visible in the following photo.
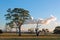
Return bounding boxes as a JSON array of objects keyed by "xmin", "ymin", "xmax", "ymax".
[{"xmin": 5, "ymin": 8, "xmax": 31, "ymax": 36}]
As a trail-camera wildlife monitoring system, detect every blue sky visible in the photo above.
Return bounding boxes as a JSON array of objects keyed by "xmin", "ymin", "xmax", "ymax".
[{"xmin": 0, "ymin": 0, "xmax": 60, "ymax": 30}]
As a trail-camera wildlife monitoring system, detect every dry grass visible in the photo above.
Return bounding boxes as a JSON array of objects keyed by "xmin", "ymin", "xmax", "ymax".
[{"xmin": 0, "ymin": 33, "xmax": 60, "ymax": 38}]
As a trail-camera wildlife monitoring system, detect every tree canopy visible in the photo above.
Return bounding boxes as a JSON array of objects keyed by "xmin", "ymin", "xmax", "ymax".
[{"xmin": 5, "ymin": 8, "xmax": 31, "ymax": 36}]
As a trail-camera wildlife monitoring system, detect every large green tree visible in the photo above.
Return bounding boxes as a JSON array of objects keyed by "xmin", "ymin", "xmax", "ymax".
[{"xmin": 5, "ymin": 8, "xmax": 31, "ymax": 36}]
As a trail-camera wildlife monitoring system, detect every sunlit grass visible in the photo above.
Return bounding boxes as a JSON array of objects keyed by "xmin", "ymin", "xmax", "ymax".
[
  {"xmin": 0, "ymin": 38, "xmax": 60, "ymax": 40},
  {"xmin": 0, "ymin": 33, "xmax": 60, "ymax": 38}
]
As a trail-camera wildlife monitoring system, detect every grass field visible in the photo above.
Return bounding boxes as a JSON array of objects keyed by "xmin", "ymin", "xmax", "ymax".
[
  {"xmin": 0, "ymin": 38, "xmax": 60, "ymax": 40},
  {"xmin": 0, "ymin": 33, "xmax": 60, "ymax": 40}
]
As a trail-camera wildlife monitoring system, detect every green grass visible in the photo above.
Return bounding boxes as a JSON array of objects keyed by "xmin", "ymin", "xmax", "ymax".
[{"xmin": 0, "ymin": 38, "xmax": 60, "ymax": 40}]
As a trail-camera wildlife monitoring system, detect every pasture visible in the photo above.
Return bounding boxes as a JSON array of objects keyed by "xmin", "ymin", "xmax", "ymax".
[
  {"xmin": 0, "ymin": 38, "xmax": 60, "ymax": 40},
  {"xmin": 0, "ymin": 33, "xmax": 60, "ymax": 40}
]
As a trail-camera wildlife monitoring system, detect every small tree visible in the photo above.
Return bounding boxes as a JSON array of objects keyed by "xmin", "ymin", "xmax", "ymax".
[
  {"xmin": 35, "ymin": 20, "xmax": 39, "ymax": 36},
  {"xmin": 5, "ymin": 21, "xmax": 14, "ymax": 32}
]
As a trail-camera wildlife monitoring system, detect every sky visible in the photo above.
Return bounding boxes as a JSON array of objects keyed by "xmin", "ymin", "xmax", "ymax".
[{"xmin": 0, "ymin": 0, "xmax": 60, "ymax": 31}]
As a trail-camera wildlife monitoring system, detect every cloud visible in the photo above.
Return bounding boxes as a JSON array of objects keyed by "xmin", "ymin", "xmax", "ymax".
[
  {"xmin": 24, "ymin": 15, "xmax": 57, "ymax": 25},
  {"xmin": 31, "ymin": 16, "xmax": 34, "ymax": 20},
  {"xmin": 39, "ymin": 15, "xmax": 57, "ymax": 25}
]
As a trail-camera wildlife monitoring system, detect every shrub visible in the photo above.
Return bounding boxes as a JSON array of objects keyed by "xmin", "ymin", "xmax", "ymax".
[
  {"xmin": 0, "ymin": 29, "xmax": 3, "ymax": 34},
  {"xmin": 53, "ymin": 26, "xmax": 60, "ymax": 34}
]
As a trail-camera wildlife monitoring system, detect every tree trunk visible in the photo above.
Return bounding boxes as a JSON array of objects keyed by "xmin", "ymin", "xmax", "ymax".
[
  {"xmin": 17, "ymin": 22, "xmax": 23, "ymax": 36},
  {"xmin": 19, "ymin": 26, "xmax": 21, "ymax": 36},
  {"xmin": 35, "ymin": 29, "xmax": 38, "ymax": 36}
]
